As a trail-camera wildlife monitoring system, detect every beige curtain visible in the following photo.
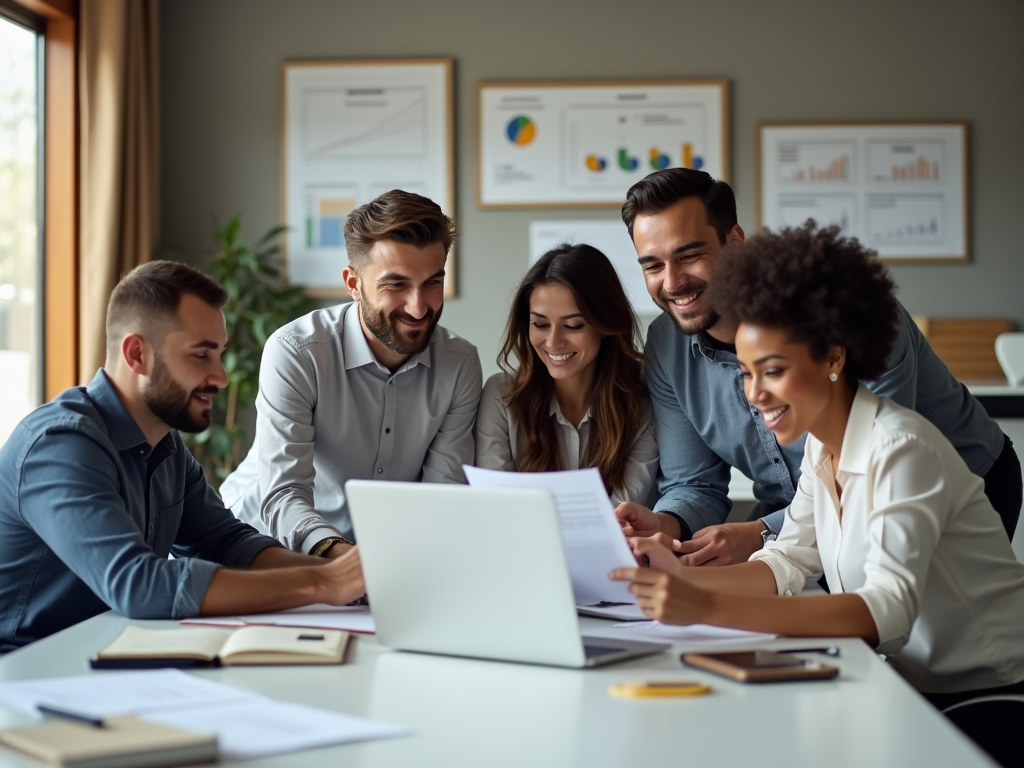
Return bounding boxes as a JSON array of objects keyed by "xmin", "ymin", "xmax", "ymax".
[{"xmin": 78, "ymin": 0, "xmax": 160, "ymax": 382}]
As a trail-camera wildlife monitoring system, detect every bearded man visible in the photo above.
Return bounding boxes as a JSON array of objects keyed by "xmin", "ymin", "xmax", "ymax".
[
  {"xmin": 220, "ymin": 190, "xmax": 482, "ymax": 558},
  {"xmin": 0, "ymin": 261, "xmax": 365, "ymax": 652}
]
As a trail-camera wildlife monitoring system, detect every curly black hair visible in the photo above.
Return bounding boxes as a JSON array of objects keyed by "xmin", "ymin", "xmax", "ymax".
[{"xmin": 707, "ymin": 222, "xmax": 899, "ymax": 383}]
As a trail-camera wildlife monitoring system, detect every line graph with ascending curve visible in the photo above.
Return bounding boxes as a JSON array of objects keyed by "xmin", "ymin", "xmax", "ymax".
[{"xmin": 302, "ymin": 86, "xmax": 427, "ymax": 159}]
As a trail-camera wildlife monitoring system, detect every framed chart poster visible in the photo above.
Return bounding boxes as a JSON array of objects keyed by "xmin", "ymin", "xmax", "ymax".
[
  {"xmin": 477, "ymin": 80, "xmax": 728, "ymax": 208},
  {"xmin": 757, "ymin": 122, "xmax": 968, "ymax": 262},
  {"xmin": 281, "ymin": 59, "xmax": 455, "ymax": 296}
]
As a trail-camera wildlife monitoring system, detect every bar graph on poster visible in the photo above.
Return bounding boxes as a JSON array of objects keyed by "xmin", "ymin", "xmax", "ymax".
[
  {"xmin": 758, "ymin": 124, "xmax": 967, "ymax": 261},
  {"xmin": 282, "ymin": 60, "xmax": 453, "ymax": 294},
  {"xmin": 478, "ymin": 81, "xmax": 728, "ymax": 207}
]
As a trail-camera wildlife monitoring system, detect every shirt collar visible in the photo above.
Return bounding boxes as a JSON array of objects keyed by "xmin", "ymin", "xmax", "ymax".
[
  {"xmin": 836, "ymin": 383, "xmax": 880, "ymax": 476},
  {"xmin": 691, "ymin": 331, "xmax": 737, "ymax": 364},
  {"xmin": 86, "ymin": 369, "xmax": 176, "ymax": 457},
  {"xmin": 342, "ymin": 301, "xmax": 433, "ymax": 374},
  {"xmin": 549, "ymin": 395, "xmax": 592, "ymax": 426}
]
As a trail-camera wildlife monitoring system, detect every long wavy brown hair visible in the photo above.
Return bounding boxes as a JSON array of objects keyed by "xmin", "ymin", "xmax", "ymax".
[{"xmin": 498, "ymin": 243, "xmax": 648, "ymax": 494}]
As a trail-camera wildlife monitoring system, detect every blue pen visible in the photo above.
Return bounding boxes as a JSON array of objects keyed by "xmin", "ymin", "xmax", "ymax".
[{"xmin": 37, "ymin": 704, "xmax": 106, "ymax": 728}]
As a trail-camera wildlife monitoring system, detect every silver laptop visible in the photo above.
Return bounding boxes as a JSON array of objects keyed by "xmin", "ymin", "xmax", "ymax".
[{"xmin": 345, "ymin": 480, "xmax": 668, "ymax": 668}]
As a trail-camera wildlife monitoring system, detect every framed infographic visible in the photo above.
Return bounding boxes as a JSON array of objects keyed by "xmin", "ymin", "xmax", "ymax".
[
  {"xmin": 757, "ymin": 122, "xmax": 968, "ymax": 263},
  {"xmin": 281, "ymin": 59, "xmax": 455, "ymax": 297},
  {"xmin": 477, "ymin": 80, "xmax": 729, "ymax": 208}
]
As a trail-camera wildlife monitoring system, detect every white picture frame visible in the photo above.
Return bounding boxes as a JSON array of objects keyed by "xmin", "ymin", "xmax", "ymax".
[
  {"xmin": 477, "ymin": 80, "xmax": 729, "ymax": 209},
  {"xmin": 281, "ymin": 59, "xmax": 455, "ymax": 297},
  {"xmin": 757, "ymin": 122, "xmax": 969, "ymax": 263}
]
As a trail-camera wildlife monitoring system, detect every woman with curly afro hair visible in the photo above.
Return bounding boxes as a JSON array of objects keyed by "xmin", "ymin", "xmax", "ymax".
[{"xmin": 612, "ymin": 223, "xmax": 1024, "ymax": 707}]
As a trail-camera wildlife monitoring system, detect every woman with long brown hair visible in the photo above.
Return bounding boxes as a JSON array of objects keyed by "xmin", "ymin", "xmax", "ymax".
[{"xmin": 475, "ymin": 243, "xmax": 658, "ymax": 504}]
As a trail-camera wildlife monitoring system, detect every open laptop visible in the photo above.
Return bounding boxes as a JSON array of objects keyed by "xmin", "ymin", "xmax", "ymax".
[{"xmin": 345, "ymin": 480, "xmax": 668, "ymax": 668}]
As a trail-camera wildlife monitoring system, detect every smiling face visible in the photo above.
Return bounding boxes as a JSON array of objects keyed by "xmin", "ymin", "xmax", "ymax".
[
  {"xmin": 735, "ymin": 323, "xmax": 846, "ymax": 446},
  {"xmin": 142, "ymin": 293, "xmax": 229, "ymax": 432},
  {"xmin": 632, "ymin": 196, "xmax": 743, "ymax": 338},
  {"xmin": 344, "ymin": 239, "xmax": 447, "ymax": 370},
  {"xmin": 528, "ymin": 283, "xmax": 603, "ymax": 387}
]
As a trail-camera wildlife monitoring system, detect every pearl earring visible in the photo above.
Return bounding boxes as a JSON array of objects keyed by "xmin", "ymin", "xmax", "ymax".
[{"xmin": 829, "ymin": 373, "xmax": 838, "ymax": 382}]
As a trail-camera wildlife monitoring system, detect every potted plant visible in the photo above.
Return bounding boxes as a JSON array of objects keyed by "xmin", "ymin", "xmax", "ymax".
[{"xmin": 184, "ymin": 216, "xmax": 316, "ymax": 485}]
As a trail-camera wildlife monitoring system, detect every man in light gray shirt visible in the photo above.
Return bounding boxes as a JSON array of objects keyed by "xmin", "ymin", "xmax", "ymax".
[{"xmin": 221, "ymin": 191, "xmax": 482, "ymax": 558}]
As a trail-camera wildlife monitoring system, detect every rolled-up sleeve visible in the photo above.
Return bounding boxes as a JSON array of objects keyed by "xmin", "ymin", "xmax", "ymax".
[
  {"xmin": 421, "ymin": 350, "xmax": 482, "ymax": 484},
  {"xmin": 18, "ymin": 432, "xmax": 217, "ymax": 619},
  {"xmin": 749, "ymin": 453, "xmax": 822, "ymax": 596},
  {"xmin": 853, "ymin": 435, "xmax": 947, "ymax": 655}
]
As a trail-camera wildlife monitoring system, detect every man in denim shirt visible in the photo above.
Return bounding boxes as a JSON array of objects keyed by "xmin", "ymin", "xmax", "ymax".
[
  {"xmin": 615, "ymin": 169, "xmax": 1022, "ymax": 567},
  {"xmin": 0, "ymin": 262, "xmax": 364, "ymax": 652}
]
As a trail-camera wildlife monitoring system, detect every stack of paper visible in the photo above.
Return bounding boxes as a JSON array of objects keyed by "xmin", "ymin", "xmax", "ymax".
[
  {"xmin": 184, "ymin": 604, "xmax": 376, "ymax": 634},
  {"xmin": 0, "ymin": 669, "xmax": 409, "ymax": 760}
]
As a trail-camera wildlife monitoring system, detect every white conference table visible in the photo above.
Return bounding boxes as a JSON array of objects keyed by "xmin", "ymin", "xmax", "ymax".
[{"xmin": 0, "ymin": 613, "xmax": 995, "ymax": 768}]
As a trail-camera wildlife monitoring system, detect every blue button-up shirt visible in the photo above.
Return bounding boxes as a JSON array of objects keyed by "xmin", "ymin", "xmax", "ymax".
[
  {"xmin": 0, "ymin": 370, "xmax": 281, "ymax": 652},
  {"xmin": 646, "ymin": 302, "xmax": 1005, "ymax": 536}
]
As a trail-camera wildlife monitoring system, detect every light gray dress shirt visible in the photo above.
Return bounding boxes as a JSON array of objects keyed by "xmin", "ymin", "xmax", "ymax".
[
  {"xmin": 752, "ymin": 386, "xmax": 1024, "ymax": 694},
  {"xmin": 220, "ymin": 302, "xmax": 482, "ymax": 553},
  {"xmin": 474, "ymin": 371, "xmax": 659, "ymax": 505}
]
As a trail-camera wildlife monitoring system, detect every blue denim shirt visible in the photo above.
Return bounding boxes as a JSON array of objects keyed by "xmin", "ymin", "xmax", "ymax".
[
  {"xmin": 645, "ymin": 302, "xmax": 1005, "ymax": 536},
  {"xmin": 0, "ymin": 370, "xmax": 281, "ymax": 652}
]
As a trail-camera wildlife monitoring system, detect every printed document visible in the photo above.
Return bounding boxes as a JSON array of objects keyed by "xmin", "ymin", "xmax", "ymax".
[
  {"xmin": 614, "ymin": 621, "xmax": 778, "ymax": 644},
  {"xmin": 464, "ymin": 466, "xmax": 636, "ymax": 604},
  {"xmin": 183, "ymin": 604, "xmax": 376, "ymax": 634}
]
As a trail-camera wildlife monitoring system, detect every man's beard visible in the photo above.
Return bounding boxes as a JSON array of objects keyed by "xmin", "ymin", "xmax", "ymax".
[
  {"xmin": 657, "ymin": 279, "xmax": 719, "ymax": 336},
  {"xmin": 361, "ymin": 300, "xmax": 442, "ymax": 357},
  {"xmin": 143, "ymin": 354, "xmax": 219, "ymax": 433}
]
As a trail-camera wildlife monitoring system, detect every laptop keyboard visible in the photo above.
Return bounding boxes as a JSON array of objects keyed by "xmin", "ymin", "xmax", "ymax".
[{"xmin": 583, "ymin": 644, "xmax": 624, "ymax": 660}]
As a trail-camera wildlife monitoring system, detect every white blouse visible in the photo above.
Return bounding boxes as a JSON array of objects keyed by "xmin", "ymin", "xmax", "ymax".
[
  {"xmin": 474, "ymin": 372, "xmax": 659, "ymax": 506},
  {"xmin": 751, "ymin": 385, "xmax": 1024, "ymax": 694}
]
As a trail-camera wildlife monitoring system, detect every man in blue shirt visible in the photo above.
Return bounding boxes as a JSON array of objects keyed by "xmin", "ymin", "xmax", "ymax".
[
  {"xmin": 615, "ymin": 168, "xmax": 1022, "ymax": 567},
  {"xmin": 0, "ymin": 261, "xmax": 365, "ymax": 652}
]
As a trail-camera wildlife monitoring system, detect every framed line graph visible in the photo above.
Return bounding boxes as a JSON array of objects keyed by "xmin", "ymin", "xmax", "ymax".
[{"xmin": 281, "ymin": 59, "xmax": 456, "ymax": 296}]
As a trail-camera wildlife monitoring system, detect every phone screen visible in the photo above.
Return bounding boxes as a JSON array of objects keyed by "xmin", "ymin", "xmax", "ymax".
[{"xmin": 702, "ymin": 651, "xmax": 807, "ymax": 669}]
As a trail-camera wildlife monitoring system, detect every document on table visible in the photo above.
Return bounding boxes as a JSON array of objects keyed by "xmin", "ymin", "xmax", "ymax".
[
  {"xmin": 0, "ymin": 669, "xmax": 410, "ymax": 760},
  {"xmin": 0, "ymin": 669, "xmax": 255, "ymax": 718},
  {"xmin": 464, "ymin": 465, "xmax": 636, "ymax": 604},
  {"xmin": 613, "ymin": 621, "xmax": 777, "ymax": 644},
  {"xmin": 144, "ymin": 698, "xmax": 410, "ymax": 760},
  {"xmin": 183, "ymin": 604, "xmax": 376, "ymax": 634}
]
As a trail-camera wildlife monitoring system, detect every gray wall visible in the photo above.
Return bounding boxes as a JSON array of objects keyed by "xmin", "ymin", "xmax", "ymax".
[{"xmin": 161, "ymin": 0, "xmax": 1024, "ymax": 386}]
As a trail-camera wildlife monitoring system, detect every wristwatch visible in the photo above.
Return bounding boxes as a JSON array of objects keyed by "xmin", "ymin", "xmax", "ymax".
[
  {"xmin": 309, "ymin": 535, "xmax": 354, "ymax": 558},
  {"xmin": 760, "ymin": 527, "xmax": 777, "ymax": 548}
]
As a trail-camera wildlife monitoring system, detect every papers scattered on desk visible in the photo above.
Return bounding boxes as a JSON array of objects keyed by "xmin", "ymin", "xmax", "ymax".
[
  {"xmin": 464, "ymin": 465, "xmax": 636, "ymax": 605},
  {"xmin": 613, "ymin": 621, "xmax": 777, "ymax": 644},
  {"xmin": 144, "ymin": 698, "xmax": 410, "ymax": 760},
  {"xmin": 183, "ymin": 604, "xmax": 376, "ymax": 634},
  {"xmin": 0, "ymin": 669, "xmax": 253, "ymax": 718},
  {"xmin": 0, "ymin": 669, "xmax": 410, "ymax": 759}
]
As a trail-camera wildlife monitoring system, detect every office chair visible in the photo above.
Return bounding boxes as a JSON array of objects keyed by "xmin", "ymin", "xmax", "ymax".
[{"xmin": 942, "ymin": 694, "xmax": 1024, "ymax": 767}]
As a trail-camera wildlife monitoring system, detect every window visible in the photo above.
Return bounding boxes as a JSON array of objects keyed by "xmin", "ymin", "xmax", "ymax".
[{"xmin": 0, "ymin": 8, "xmax": 44, "ymax": 444}]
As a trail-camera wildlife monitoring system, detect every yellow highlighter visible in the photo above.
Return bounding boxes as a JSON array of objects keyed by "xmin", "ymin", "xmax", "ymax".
[{"xmin": 609, "ymin": 679, "xmax": 712, "ymax": 699}]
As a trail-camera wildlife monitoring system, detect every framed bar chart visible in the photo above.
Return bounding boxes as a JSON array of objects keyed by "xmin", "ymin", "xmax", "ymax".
[
  {"xmin": 477, "ymin": 80, "xmax": 729, "ymax": 208},
  {"xmin": 757, "ymin": 122, "xmax": 969, "ymax": 262},
  {"xmin": 281, "ymin": 59, "xmax": 455, "ymax": 296}
]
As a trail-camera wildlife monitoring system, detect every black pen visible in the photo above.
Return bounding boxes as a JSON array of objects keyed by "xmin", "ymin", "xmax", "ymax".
[
  {"xmin": 37, "ymin": 703, "xmax": 106, "ymax": 728},
  {"xmin": 777, "ymin": 646, "xmax": 840, "ymax": 657}
]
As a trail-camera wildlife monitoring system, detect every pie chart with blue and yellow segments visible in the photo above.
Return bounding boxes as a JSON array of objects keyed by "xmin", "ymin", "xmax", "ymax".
[{"xmin": 506, "ymin": 115, "xmax": 536, "ymax": 146}]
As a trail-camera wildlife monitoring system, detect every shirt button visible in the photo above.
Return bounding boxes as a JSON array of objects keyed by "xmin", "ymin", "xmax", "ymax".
[
  {"xmin": 377, "ymin": 468, "xmax": 383, "ymax": 474},
  {"xmin": 773, "ymin": 458, "xmax": 781, "ymax": 464},
  {"xmin": 385, "ymin": 427, "xmax": 391, "ymax": 434}
]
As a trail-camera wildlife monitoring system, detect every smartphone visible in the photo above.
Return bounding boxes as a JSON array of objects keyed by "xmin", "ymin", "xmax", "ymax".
[{"xmin": 681, "ymin": 650, "xmax": 839, "ymax": 683}]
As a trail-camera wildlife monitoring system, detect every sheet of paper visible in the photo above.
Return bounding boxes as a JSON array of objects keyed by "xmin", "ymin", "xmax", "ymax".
[
  {"xmin": 613, "ymin": 621, "xmax": 777, "ymax": 644},
  {"xmin": 0, "ymin": 669, "xmax": 259, "ymax": 719},
  {"xmin": 183, "ymin": 605, "xmax": 375, "ymax": 634},
  {"xmin": 144, "ymin": 698, "xmax": 410, "ymax": 760},
  {"xmin": 464, "ymin": 465, "xmax": 636, "ymax": 604}
]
